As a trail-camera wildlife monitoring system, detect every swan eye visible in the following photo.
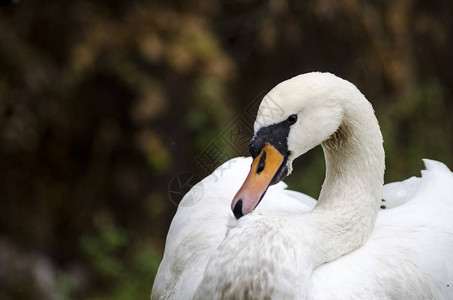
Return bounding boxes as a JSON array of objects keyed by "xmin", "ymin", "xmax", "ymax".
[{"xmin": 287, "ymin": 114, "xmax": 298, "ymax": 125}]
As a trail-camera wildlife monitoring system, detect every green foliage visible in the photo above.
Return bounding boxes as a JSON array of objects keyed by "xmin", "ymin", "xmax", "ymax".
[
  {"xmin": 379, "ymin": 80, "xmax": 452, "ymax": 182},
  {"xmin": 80, "ymin": 227, "xmax": 162, "ymax": 299},
  {"xmin": 80, "ymin": 227, "xmax": 128, "ymax": 279}
]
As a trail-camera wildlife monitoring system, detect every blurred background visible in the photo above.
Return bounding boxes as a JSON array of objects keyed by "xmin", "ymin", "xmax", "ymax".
[{"xmin": 0, "ymin": 0, "xmax": 452, "ymax": 298}]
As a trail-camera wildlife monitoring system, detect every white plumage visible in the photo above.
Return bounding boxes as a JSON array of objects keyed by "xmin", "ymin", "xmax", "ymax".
[{"xmin": 152, "ymin": 72, "xmax": 453, "ymax": 299}]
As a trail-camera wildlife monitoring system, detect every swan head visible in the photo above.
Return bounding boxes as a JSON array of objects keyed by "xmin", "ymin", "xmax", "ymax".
[{"xmin": 232, "ymin": 72, "xmax": 349, "ymax": 218}]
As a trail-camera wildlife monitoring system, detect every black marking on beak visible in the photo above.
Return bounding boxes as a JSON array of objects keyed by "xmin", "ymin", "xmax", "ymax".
[
  {"xmin": 256, "ymin": 151, "xmax": 266, "ymax": 174},
  {"xmin": 233, "ymin": 199, "xmax": 243, "ymax": 219}
]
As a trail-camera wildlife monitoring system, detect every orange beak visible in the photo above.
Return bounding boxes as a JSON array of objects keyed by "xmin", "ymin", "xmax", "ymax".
[{"xmin": 231, "ymin": 142, "xmax": 285, "ymax": 218}]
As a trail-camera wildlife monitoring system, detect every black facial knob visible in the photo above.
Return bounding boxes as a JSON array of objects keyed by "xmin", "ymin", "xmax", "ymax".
[{"xmin": 249, "ymin": 137, "xmax": 264, "ymax": 158}]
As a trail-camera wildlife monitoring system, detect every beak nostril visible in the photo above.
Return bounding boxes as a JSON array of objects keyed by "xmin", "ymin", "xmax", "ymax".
[
  {"xmin": 233, "ymin": 199, "xmax": 244, "ymax": 219},
  {"xmin": 256, "ymin": 151, "xmax": 266, "ymax": 174}
]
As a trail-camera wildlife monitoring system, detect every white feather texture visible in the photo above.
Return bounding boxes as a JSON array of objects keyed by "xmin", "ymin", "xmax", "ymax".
[{"xmin": 151, "ymin": 72, "xmax": 453, "ymax": 299}]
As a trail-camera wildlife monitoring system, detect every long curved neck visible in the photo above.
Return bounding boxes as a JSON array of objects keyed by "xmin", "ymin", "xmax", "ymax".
[
  {"xmin": 304, "ymin": 95, "xmax": 385, "ymax": 267},
  {"xmin": 195, "ymin": 91, "xmax": 385, "ymax": 299}
]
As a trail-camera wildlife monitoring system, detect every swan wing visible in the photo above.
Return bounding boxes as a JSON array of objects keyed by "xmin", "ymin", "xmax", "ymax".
[
  {"xmin": 382, "ymin": 176, "xmax": 421, "ymax": 208},
  {"xmin": 257, "ymin": 184, "xmax": 316, "ymax": 216},
  {"xmin": 311, "ymin": 159, "xmax": 453, "ymax": 299},
  {"xmin": 152, "ymin": 157, "xmax": 314, "ymax": 299}
]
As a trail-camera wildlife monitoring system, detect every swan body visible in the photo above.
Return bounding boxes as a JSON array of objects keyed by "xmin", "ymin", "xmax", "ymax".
[
  {"xmin": 152, "ymin": 157, "xmax": 316, "ymax": 299},
  {"xmin": 310, "ymin": 159, "xmax": 453, "ymax": 299},
  {"xmin": 152, "ymin": 72, "xmax": 453, "ymax": 299}
]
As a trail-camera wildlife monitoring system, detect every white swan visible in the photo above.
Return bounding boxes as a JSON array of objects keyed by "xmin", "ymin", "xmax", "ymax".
[{"xmin": 152, "ymin": 72, "xmax": 453, "ymax": 299}]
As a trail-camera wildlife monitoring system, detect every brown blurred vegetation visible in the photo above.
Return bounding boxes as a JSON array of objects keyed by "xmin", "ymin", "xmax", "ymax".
[{"xmin": 0, "ymin": 0, "xmax": 452, "ymax": 298}]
